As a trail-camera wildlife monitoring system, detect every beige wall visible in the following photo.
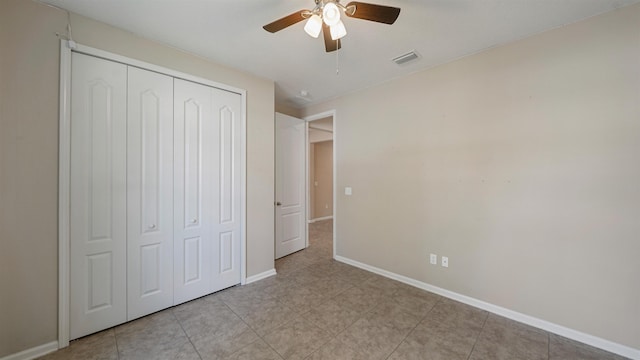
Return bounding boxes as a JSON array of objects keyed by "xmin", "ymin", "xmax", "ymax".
[
  {"xmin": 309, "ymin": 143, "xmax": 316, "ymax": 220},
  {"xmin": 0, "ymin": 1, "xmax": 65, "ymax": 356},
  {"xmin": 303, "ymin": 4, "xmax": 640, "ymax": 351},
  {"xmin": 313, "ymin": 141, "xmax": 334, "ymax": 219},
  {"xmin": 0, "ymin": 0, "xmax": 275, "ymax": 357}
]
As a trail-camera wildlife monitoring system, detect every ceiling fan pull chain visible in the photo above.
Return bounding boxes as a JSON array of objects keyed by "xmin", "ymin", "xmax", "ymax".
[{"xmin": 336, "ymin": 42, "xmax": 340, "ymax": 75}]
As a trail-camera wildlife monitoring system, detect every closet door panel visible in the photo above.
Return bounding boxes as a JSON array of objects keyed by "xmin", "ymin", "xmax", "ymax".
[
  {"xmin": 173, "ymin": 79, "xmax": 213, "ymax": 304},
  {"xmin": 70, "ymin": 53, "xmax": 127, "ymax": 340},
  {"xmin": 211, "ymin": 89, "xmax": 242, "ymax": 290},
  {"xmin": 127, "ymin": 66, "xmax": 174, "ymax": 320}
]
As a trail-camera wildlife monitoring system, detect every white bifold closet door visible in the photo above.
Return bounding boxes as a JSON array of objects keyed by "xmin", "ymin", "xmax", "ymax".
[
  {"xmin": 70, "ymin": 53, "xmax": 128, "ymax": 339},
  {"xmin": 173, "ymin": 79, "xmax": 242, "ymax": 305},
  {"xmin": 70, "ymin": 52, "xmax": 242, "ymax": 340}
]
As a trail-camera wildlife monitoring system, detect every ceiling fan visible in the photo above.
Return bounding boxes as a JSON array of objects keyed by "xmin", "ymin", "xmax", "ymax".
[{"xmin": 263, "ymin": 0, "xmax": 401, "ymax": 52}]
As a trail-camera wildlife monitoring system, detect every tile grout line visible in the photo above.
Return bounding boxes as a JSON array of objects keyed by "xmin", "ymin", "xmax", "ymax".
[
  {"xmin": 221, "ymin": 298, "xmax": 277, "ymax": 358},
  {"xmin": 303, "ymin": 287, "xmax": 394, "ymax": 359},
  {"xmin": 113, "ymin": 328, "xmax": 121, "ymax": 360},
  {"xmin": 384, "ymin": 295, "xmax": 442, "ymax": 360},
  {"xmin": 171, "ymin": 308, "xmax": 203, "ymax": 360},
  {"xmin": 300, "ymin": 323, "xmax": 339, "ymax": 360},
  {"xmin": 219, "ymin": 295, "xmax": 289, "ymax": 359},
  {"xmin": 466, "ymin": 310, "xmax": 490, "ymax": 360}
]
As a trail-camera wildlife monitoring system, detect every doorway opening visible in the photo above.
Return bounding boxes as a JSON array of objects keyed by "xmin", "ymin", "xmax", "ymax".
[
  {"xmin": 308, "ymin": 117, "xmax": 333, "ymax": 223},
  {"xmin": 305, "ymin": 111, "xmax": 336, "ymax": 259},
  {"xmin": 273, "ymin": 110, "xmax": 336, "ymax": 265}
]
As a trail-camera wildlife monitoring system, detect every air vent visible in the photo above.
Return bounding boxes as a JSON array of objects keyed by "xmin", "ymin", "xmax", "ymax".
[
  {"xmin": 393, "ymin": 50, "xmax": 420, "ymax": 65},
  {"xmin": 295, "ymin": 90, "xmax": 312, "ymax": 102}
]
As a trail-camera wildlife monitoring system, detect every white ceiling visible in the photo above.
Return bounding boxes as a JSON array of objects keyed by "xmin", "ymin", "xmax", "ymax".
[{"xmin": 42, "ymin": 0, "xmax": 638, "ymax": 108}]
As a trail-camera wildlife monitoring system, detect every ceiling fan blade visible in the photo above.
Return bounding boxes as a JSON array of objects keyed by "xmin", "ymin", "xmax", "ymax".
[
  {"xmin": 323, "ymin": 23, "xmax": 341, "ymax": 52},
  {"xmin": 263, "ymin": 10, "xmax": 309, "ymax": 33},
  {"xmin": 344, "ymin": 1, "xmax": 401, "ymax": 24}
]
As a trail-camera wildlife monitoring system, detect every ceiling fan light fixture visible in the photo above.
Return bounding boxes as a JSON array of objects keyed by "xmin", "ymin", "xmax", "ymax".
[
  {"xmin": 330, "ymin": 20, "xmax": 347, "ymax": 40},
  {"xmin": 262, "ymin": 0, "xmax": 401, "ymax": 53},
  {"xmin": 322, "ymin": 2, "xmax": 341, "ymax": 26},
  {"xmin": 304, "ymin": 14, "xmax": 323, "ymax": 38}
]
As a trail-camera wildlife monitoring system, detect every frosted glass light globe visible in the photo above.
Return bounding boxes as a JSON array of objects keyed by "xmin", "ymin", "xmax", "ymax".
[
  {"xmin": 330, "ymin": 20, "xmax": 347, "ymax": 40},
  {"xmin": 304, "ymin": 14, "xmax": 322, "ymax": 38},
  {"xmin": 322, "ymin": 2, "xmax": 341, "ymax": 26}
]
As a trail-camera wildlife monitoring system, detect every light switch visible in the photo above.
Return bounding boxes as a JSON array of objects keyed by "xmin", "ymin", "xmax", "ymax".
[{"xmin": 345, "ymin": 187, "xmax": 352, "ymax": 195}]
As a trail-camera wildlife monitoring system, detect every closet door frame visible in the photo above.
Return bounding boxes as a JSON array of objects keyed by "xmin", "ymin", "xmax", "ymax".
[{"xmin": 58, "ymin": 40, "xmax": 247, "ymax": 349}]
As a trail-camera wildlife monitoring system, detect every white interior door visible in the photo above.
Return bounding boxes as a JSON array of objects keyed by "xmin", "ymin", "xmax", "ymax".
[
  {"xmin": 126, "ymin": 67, "xmax": 174, "ymax": 320},
  {"xmin": 70, "ymin": 53, "xmax": 127, "ymax": 339},
  {"xmin": 275, "ymin": 113, "xmax": 307, "ymax": 259}
]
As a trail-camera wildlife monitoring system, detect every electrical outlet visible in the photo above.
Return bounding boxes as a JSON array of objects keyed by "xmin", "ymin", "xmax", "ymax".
[
  {"xmin": 430, "ymin": 254, "xmax": 437, "ymax": 265},
  {"xmin": 441, "ymin": 256, "xmax": 449, "ymax": 268}
]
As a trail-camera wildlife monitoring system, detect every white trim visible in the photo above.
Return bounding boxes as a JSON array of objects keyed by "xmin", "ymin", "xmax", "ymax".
[
  {"xmin": 308, "ymin": 216, "xmax": 333, "ymax": 223},
  {"xmin": 72, "ymin": 43, "xmax": 245, "ymax": 96},
  {"xmin": 304, "ymin": 120, "xmax": 310, "ymax": 248},
  {"xmin": 57, "ymin": 39, "xmax": 72, "ymax": 349},
  {"xmin": 58, "ymin": 40, "xmax": 247, "ymax": 346},
  {"xmin": 304, "ymin": 120, "xmax": 315, "ymax": 228},
  {"xmin": 308, "ymin": 126, "xmax": 333, "ymax": 134},
  {"xmin": 303, "ymin": 110, "xmax": 336, "ymax": 122},
  {"xmin": 335, "ymin": 255, "xmax": 640, "ymax": 360},
  {"xmin": 332, "ymin": 112, "xmax": 336, "ymax": 259},
  {"xmin": 245, "ymin": 269, "xmax": 277, "ymax": 284},
  {"xmin": 240, "ymin": 79, "xmax": 247, "ymax": 286},
  {"xmin": 0, "ymin": 341, "xmax": 58, "ymax": 360},
  {"xmin": 303, "ymin": 110, "xmax": 337, "ymax": 259}
]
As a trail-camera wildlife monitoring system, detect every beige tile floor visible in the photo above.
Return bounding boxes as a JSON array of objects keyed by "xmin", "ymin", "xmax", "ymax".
[{"xmin": 40, "ymin": 219, "xmax": 629, "ymax": 360}]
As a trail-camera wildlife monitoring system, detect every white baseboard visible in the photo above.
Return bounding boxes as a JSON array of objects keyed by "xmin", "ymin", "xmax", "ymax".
[
  {"xmin": 308, "ymin": 216, "xmax": 333, "ymax": 223},
  {"xmin": 0, "ymin": 341, "xmax": 58, "ymax": 360},
  {"xmin": 335, "ymin": 255, "xmax": 640, "ymax": 360},
  {"xmin": 245, "ymin": 268, "xmax": 277, "ymax": 284}
]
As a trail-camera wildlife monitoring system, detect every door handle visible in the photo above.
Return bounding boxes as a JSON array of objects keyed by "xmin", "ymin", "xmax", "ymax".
[{"xmin": 275, "ymin": 202, "xmax": 282, "ymax": 206}]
